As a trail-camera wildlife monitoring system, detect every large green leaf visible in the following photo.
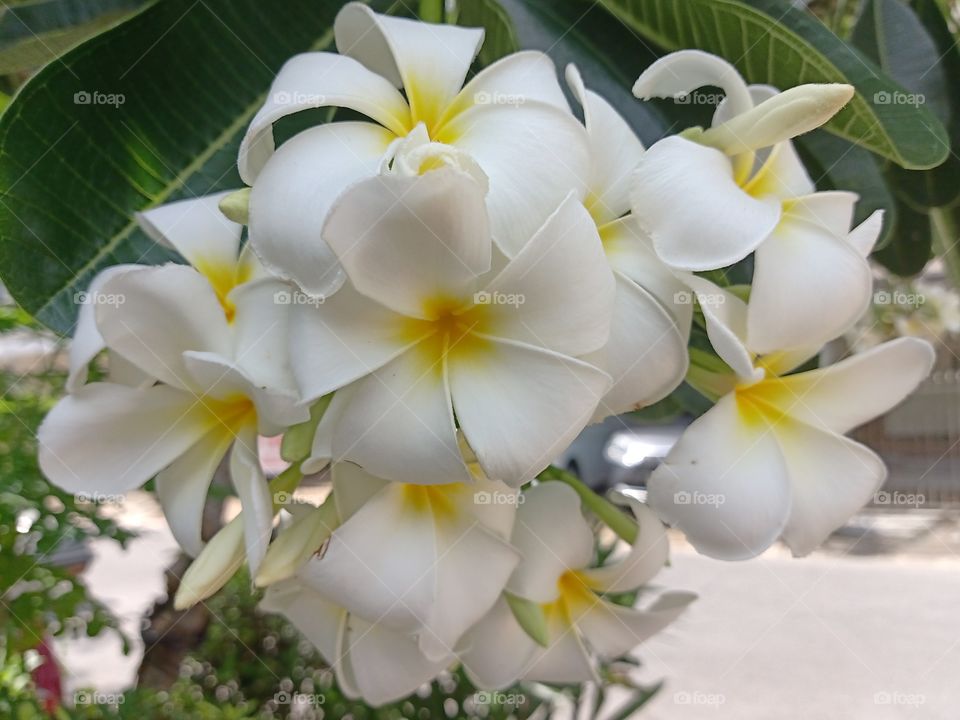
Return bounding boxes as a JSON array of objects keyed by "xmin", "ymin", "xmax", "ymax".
[
  {"xmin": 0, "ymin": 0, "xmax": 376, "ymax": 333},
  {"xmin": 595, "ymin": 0, "xmax": 950, "ymax": 169},
  {"xmin": 0, "ymin": 0, "xmax": 145, "ymax": 75}
]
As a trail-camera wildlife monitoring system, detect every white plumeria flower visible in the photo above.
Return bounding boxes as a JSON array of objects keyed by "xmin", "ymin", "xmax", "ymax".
[
  {"xmin": 66, "ymin": 192, "xmax": 270, "ymax": 392},
  {"xmin": 241, "ymin": 2, "xmax": 589, "ymax": 297},
  {"xmin": 281, "ymin": 460, "xmax": 519, "ymax": 666},
  {"xmin": 39, "ymin": 196, "xmax": 308, "ymax": 573},
  {"xmin": 648, "ymin": 278, "xmax": 935, "ymax": 559},
  {"xmin": 262, "ymin": 577, "xmax": 452, "ymax": 707},
  {"xmin": 291, "ymin": 167, "xmax": 614, "ymax": 486},
  {"xmin": 565, "ymin": 64, "xmax": 691, "ymax": 416},
  {"xmin": 461, "ymin": 483, "xmax": 694, "ymax": 688},
  {"xmin": 631, "ymin": 51, "xmax": 882, "ymax": 352}
]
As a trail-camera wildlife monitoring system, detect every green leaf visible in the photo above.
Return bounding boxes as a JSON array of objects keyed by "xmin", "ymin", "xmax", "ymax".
[
  {"xmin": 594, "ymin": 0, "xmax": 950, "ymax": 169},
  {"xmin": 455, "ymin": 0, "xmax": 519, "ymax": 68},
  {"xmin": 0, "ymin": 0, "xmax": 374, "ymax": 333},
  {"xmin": 795, "ymin": 129, "xmax": 897, "ymax": 248},
  {"xmin": 0, "ymin": 0, "xmax": 145, "ymax": 75},
  {"xmin": 873, "ymin": 197, "xmax": 934, "ymax": 275},
  {"xmin": 494, "ymin": 0, "xmax": 671, "ymax": 144}
]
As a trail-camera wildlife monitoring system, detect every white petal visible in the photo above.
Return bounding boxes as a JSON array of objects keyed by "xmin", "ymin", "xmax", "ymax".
[
  {"xmin": 181, "ymin": 351, "xmax": 308, "ymax": 433},
  {"xmin": 633, "ymin": 50, "xmax": 753, "ymax": 119},
  {"xmin": 97, "ymin": 264, "xmax": 231, "ymax": 391},
  {"xmin": 600, "ymin": 216, "xmax": 693, "ymax": 333},
  {"xmin": 482, "ymin": 193, "xmax": 615, "ymax": 357},
  {"xmin": 775, "ymin": 420, "xmax": 886, "ymax": 556},
  {"xmin": 579, "ymin": 498, "xmax": 669, "ymax": 593},
  {"xmin": 332, "ymin": 347, "xmax": 470, "ymax": 485},
  {"xmin": 298, "ymin": 483, "xmax": 435, "ymax": 634},
  {"xmin": 567, "ymin": 64, "xmax": 645, "ymax": 222},
  {"xmin": 761, "ymin": 337, "xmax": 935, "ymax": 435},
  {"xmin": 67, "ymin": 264, "xmax": 141, "ymax": 392},
  {"xmin": 155, "ymin": 426, "xmax": 234, "ymax": 557},
  {"xmin": 438, "ymin": 101, "xmax": 591, "ymax": 257},
  {"xmin": 847, "ymin": 210, "xmax": 884, "ymax": 257},
  {"xmin": 450, "ymin": 338, "xmax": 611, "ymax": 486},
  {"xmin": 228, "ymin": 278, "xmax": 301, "ymax": 396},
  {"xmin": 343, "ymin": 613, "xmax": 453, "ymax": 707},
  {"xmin": 682, "ymin": 275, "xmax": 758, "ymax": 381},
  {"xmin": 260, "ymin": 578, "xmax": 344, "ymax": 663},
  {"xmin": 631, "ymin": 136, "xmax": 781, "ymax": 270},
  {"xmin": 239, "ymin": 52, "xmax": 410, "ymax": 182},
  {"xmin": 523, "ymin": 611, "xmax": 594, "ymax": 683},
  {"xmin": 174, "ymin": 514, "xmax": 245, "ymax": 609},
  {"xmin": 136, "ymin": 193, "xmax": 241, "ymax": 273},
  {"xmin": 331, "ymin": 460, "xmax": 389, "ymax": 522},
  {"xmin": 596, "ymin": 274, "xmax": 688, "ymax": 416},
  {"xmin": 741, "ymin": 140, "xmax": 815, "ymax": 199},
  {"xmin": 647, "ymin": 393, "xmax": 791, "ymax": 560},
  {"xmin": 576, "ymin": 591, "xmax": 696, "ymax": 658},
  {"xmin": 748, "ymin": 194, "xmax": 872, "ymax": 354},
  {"xmin": 230, "ymin": 424, "xmax": 274, "ymax": 576},
  {"xmin": 322, "ymin": 168, "xmax": 491, "ymax": 317},
  {"xmin": 289, "ymin": 281, "xmax": 426, "ymax": 402},
  {"xmin": 506, "ymin": 483, "xmax": 594, "ymax": 603},
  {"xmin": 444, "ymin": 51, "xmax": 570, "ymax": 122},
  {"xmin": 247, "ymin": 122, "xmax": 395, "ymax": 297},
  {"xmin": 335, "ymin": 3, "xmax": 482, "ymax": 129},
  {"xmin": 38, "ymin": 383, "xmax": 213, "ymax": 494},
  {"xmin": 459, "ymin": 597, "xmax": 538, "ymax": 690}
]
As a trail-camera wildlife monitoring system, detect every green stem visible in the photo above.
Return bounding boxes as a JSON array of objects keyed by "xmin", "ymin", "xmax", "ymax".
[
  {"xmin": 269, "ymin": 463, "xmax": 304, "ymax": 511},
  {"xmin": 418, "ymin": 0, "xmax": 443, "ymax": 22},
  {"xmin": 538, "ymin": 466, "xmax": 637, "ymax": 545}
]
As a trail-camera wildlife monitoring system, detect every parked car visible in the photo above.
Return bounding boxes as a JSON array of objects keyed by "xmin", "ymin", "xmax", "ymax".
[{"xmin": 556, "ymin": 415, "xmax": 691, "ymax": 491}]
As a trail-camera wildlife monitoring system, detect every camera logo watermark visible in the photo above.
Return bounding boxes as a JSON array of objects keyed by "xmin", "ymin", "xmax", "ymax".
[
  {"xmin": 474, "ymin": 490, "xmax": 525, "ymax": 506},
  {"xmin": 73, "ymin": 91, "xmax": 125, "ymax": 107},
  {"xmin": 474, "ymin": 91, "xmax": 526, "ymax": 107},
  {"xmin": 274, "ymin": 289, "xmax": 325, "ymax": 307},
  {"xmin": 874, "ymin": 491, "xmax": 925, "ymax": 508},
  {"xmin": 873, "ymin": 290, "xmax": 925, "ymax": 306},
  {"xmin": 474, "ymin": 691, "xmax": 526, "ymax": 705},
  {"xmin": 75, "ymin": 691, "xmax": 125, "ymax": 705},
  {"xmin": 874, "ymin": 90, "xmax": 925, "ymax": 107},
  {"xmin": 874, "ymin": 691, "xmax": 925, "ymax": 708},
  {"xmin": 75, "ymin": 492, "xmax": 125, "ymax": 505},
  {"xmin": 674, "ymin": 691, "xmax": 726, "ymax": 707},
  {"xmin": 74, "ymin": 290, "xmax": 125, "ymax": 307},
  {"xmin": 674, "ymin": 491, "xmax": 725, "ymax": 508},
  {"xmin": 272, "ymin": 91, "xmax": 326, "ymax": 105},
  {"xmin": 673, "ymin": 91, "xmax": 725, "ymax": 106},
  {"xmin": 474, "ymin": 290, "xmax": 525, "ymax": 307},
  {"xmin": 674, "ymin": 290, "xmax": 726, "ymax": 308},
  {"xmin": 273, "ymin": 691, "xmax": 325, "ymax": 706}
]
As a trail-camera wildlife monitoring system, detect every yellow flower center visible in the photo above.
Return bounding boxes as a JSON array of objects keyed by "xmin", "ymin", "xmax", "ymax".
[
  {"xmin": 403, "ymin": 295, "xmax": 495, "ymax": 374},
  {"xmin": 192, "ymin": 257, "xmax": 253, "ymax": 324}
]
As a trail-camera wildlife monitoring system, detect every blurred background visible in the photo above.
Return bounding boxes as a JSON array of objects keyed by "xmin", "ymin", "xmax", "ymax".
[{"xmin": 1, "ymin": 0, "xmax": 960, "ymax": 718}]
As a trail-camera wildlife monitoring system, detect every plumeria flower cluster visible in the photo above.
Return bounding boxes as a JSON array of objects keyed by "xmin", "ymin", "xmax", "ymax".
[{"xmin": 37, "ymin": 5, "xmax": 933, "ymax": 706}]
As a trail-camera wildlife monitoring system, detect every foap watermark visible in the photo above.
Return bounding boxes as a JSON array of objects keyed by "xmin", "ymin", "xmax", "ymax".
[
  {"xmin": 74, "ymin": 290, "xmax": 125, "ymax": 307},
  {"xmin": 273, "ymin": 491, "xmax": 310, "ymax": 506},
  {"xmin": 273, "ymin": 690, "xmax": 325, "ymax": 706},
  {"xmin": 474, "ymin": 290, "xmax": 525, "ymax": 307},
  {"xmin": 73, "ymin": 90, "xmax": 125, "ymax": 107},
  {"xmin": 874, "ymin": 90, "xmax": 925, "ymax": 107},
  {"xmin": 874, "ymin": 490, "xmax": 925, "ymax": 508},
  {"xmin": 674, "ymin": 490, "xmax": 725, "ymax": 508},
  {"xmin": 75, "ymin": 691, "xmax": 125, "ymax": 706},
  {"xmin": 474, "ymin": 691, "xmax": 526, "ymax": 705},
  {"xmin": 75, "ymin": 492, "xmax": 125, "ymax": 506},
  {"xmin": 674, "ymin": 290, "xmax": 726, "ymax": 308},
  {"xmin": 673, "ymin": 91, "xmax": 725, "ymax": 106},
  {"xmin": 874, "ymin": 290, "xmax": 925, "ymax": 306},
  {"xmin": 674, "ymin": 691, "xmax": 726, "ymax": 707},
  {"xmin": 272, "ymin": 90, "xmax": 326, "ymax": 105},
  {"xmin": 874, "ymin": 691, "xmax": 926, "ymax": 708},
  {"xmin": 474, "ymin": 490, "xmax": 525, "ymax": 506},
  {"xmin": 274, "ymin": 289, "xmax": 325, "ymax": 307},
  {"xmin": 474, "ymin": 90, "xmax": 526, "ymax": 107}
]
